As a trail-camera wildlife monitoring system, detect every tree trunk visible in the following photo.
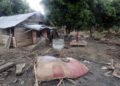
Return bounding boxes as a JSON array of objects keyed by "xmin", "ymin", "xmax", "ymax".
[
  {"xmin": 66, "ymin": 27, "xmax": 70, "ymax": 35},
  {"xmin": 105, "ymin": 28, "xmax": 111, "ymax": 37},
  {"xmin": 107, "ymin": 29, "xmax": 111, "ymax": 34},
  {"xmin": 90, "ymin": 28, "xmax": 93, "ymax": 38}
]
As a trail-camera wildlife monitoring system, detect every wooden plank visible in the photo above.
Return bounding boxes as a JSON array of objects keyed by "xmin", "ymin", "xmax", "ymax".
[
  {"xmin": 70, "ymin": 40, "xmax": 87, "ymax": 47},
  {"xmin": 13, "ymin": 37, "xmax": 17, "ymax": 48},
  {"xmin": 0, "ymin": 30, "xmax": 3, "ymax": 44},
  {"xmin": 0, "ymin": 62, "xmax": 14, "ymax": 73},
  {"xmin": 14, "ymin": 28, "xmax": 33, "ymax": 47}
]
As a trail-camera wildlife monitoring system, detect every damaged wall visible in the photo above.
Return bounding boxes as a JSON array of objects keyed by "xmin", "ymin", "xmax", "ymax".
[
  {"xmin": 2, "ymin": 35, "xmax": 9, "ymax": 46},
  {"xmin": 0, "ymin": 29, "xmax": 3, "ymax": 45},
  {"xmin": 14, "ymin": 27, "xmax": 33, "ymax": 47},
  {"xmin": 0, "ymin": 29, "xmax": 9, "ymax": 45}
]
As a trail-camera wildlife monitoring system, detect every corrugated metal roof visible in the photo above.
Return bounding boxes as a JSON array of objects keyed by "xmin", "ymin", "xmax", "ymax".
[
  {"xmin": 0, "ymin": 12, "xmax": 41, "ymax": 29},
  {"xmin": 24, "ymin": 24, "xmax": 46, "ymax": 31},
  {"xmin": 24, "ymin": 24, "xmax": 56, "ymax": 31}
]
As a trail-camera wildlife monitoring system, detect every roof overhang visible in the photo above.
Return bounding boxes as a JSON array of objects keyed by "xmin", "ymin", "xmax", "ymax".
[{"xmin": 24, "ymin": 24, "xmax": 56, "ymax": 31}]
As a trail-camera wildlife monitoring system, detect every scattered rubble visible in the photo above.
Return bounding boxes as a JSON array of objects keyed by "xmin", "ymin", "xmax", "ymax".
[
  {"xmin": 102, "ymin": 59, "xmax": 120, "ymax": 78},
  {"xmin": 0, "ymin": 35, "xmax": 120, "ymax": 86},
  {"xmin": 70, "ymin": 40, "xmax": 87, "ymax": 47},
  {"xmin": 113, "ymin": 69, "xmax": 120, "ymax": 78}
]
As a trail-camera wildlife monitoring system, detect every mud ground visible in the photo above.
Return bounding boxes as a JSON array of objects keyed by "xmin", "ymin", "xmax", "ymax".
[{"xmin": 0, "ymin": 38, "xmax": 120, "ymax": 86}]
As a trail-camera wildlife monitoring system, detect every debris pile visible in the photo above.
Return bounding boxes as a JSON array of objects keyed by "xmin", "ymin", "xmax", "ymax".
[
  {"xmin": 70, "ymin": 33, "xmax": 87, "ymax": 47},
  {"xmin": 102, "ymin": 59, "xmax": 120, "ymax": 78},
  {"xmin": 70, "ymin": 40, "xmax": 87, "ymax": 47}
]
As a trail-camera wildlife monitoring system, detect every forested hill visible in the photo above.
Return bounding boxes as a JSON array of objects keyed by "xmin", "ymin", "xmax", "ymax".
[{"xmin": 0, "ymin": 0, "xmax": 30, "ymax": 16}]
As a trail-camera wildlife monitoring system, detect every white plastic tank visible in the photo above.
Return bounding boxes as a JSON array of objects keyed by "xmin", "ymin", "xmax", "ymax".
[{"xmin": 52, "ymin": 39, "xmax": 64, "ymax": 50}]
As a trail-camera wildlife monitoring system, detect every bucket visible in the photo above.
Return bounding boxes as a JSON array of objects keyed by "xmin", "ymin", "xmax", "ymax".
[{"xmin": 52, "ymin": 39, "xmax": 64, "ymax": 50}]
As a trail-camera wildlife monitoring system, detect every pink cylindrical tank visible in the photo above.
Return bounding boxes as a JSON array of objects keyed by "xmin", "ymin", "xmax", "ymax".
[{"xmin": 36, "ymin": 56, "xmax": 88, "ymax": 81}]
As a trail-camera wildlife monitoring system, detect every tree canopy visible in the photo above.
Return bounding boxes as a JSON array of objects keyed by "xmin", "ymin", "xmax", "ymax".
[
  {"xmin": 0, "ymin": 0, "xmax": 30, "ymax": 16},
  {"xmin": 0, "ymin": 0, "xmax": 120, "ymax": 35},
  {"xmin": 42, "ymin": 0, "xmax": 120, "ymax": 34}
]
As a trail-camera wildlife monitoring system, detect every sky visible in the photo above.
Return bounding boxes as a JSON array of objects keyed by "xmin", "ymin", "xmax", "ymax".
[{"xmin": 26, "ymin": 0, "xmax": 45, "ymax": 15}]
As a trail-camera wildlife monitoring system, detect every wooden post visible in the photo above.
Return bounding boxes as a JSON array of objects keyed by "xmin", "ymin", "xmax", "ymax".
[{"xmin": 32, "ymin": 31, "xmax": 37, "ymax": 44}]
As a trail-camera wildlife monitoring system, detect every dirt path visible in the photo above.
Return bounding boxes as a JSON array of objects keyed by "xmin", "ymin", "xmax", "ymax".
[
  {"xmin": 0, "ymin": 39, "xmax": 120, "ymax": 86},
  {"xmin": 47, "ymin": 39, "xmax": 120, "ymax": 63}
]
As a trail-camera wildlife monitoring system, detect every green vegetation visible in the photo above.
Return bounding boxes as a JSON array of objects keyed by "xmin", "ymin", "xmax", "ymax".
[
  {"xmin": 0, "ymin": 0, "xmax": 120, "ymax": 37},
  {"xmin": 42, "ymin": 0, "xmax": 120, "ymax": 36},
  {"xmin": 0, "ymin": 0, "xmax": 30, "ymax": 16}
]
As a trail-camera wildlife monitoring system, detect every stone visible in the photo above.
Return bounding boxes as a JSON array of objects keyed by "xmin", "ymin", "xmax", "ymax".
[
  {"xmin": 0, "ymin": 78, "xmax": 5, "ymax": 81},
  {"xmin": 20, "ymin": 80, "xmax": 24, "ymax": 85},
  {"xmin": 13, "ymin": 78, "xmax": 18, "ymax": 83},
  {"xmin": 16, "ymin": 63, "xmax": 25, "ymax": 75}
]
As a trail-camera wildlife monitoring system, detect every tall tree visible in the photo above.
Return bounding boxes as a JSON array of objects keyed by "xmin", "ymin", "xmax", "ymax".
[
  {"xmin": 42, "ymin": 0, "xmax": 120, "ymax": 36},
  {"xmin": 42, "ymin": 0, "xmax": 96, "ymax": 34},
  {"xmin": 0, "ymin": 0, "xmax": 30, "ymax": 16}
]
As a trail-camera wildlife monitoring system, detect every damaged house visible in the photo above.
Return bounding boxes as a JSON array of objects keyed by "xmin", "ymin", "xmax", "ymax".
[{"xmin": 0, "ymin": 12, "xmax": 56, "ymax": 48}]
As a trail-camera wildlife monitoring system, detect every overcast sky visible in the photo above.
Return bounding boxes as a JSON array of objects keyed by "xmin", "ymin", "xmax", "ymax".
[{"xmin": 26, "ymin": 0, "xmax": 45, "ymax": 15}]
